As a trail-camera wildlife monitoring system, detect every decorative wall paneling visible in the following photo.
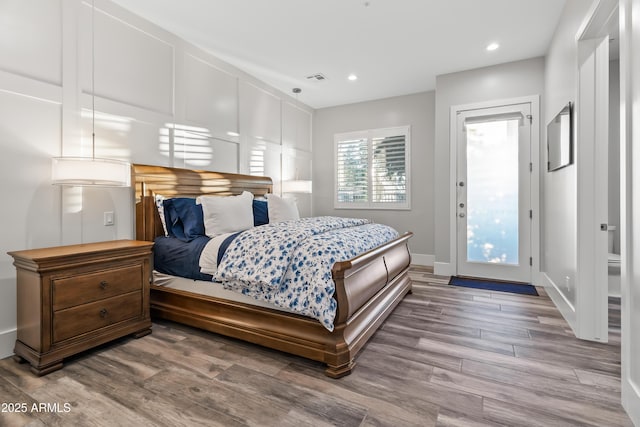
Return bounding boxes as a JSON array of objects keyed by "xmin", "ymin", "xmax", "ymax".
[
  {"xmin": 239, "ymin": 81, "xmax": 282, "ymax": 147},
  {"xmin": 80, "ymin": 4, "xmax": 175, "ymax": 116},
  {"xmin": 281, "ymin": 101, "xmax": 313, "ymax": 213},
  {"xmin": 0, "ymin": 79, "xmax": 64, "ymax": 359},
  {"xmin": 245, "ymin": 139, "xmax": 283, "ymax": 195},
  {"xmin": 0, "ymin": 0, "xmax": 63, "ymax": 85},
  {"xmin": 0, "ymin": 0, "xmax": 313, "ymax": 358},
  {"xmin": 283, "ymin": 101, "xmax": 312, "ymax": 152},
  {"xmin": 283, "ymin": 147, "xmax": 313, "ymax": 217},
  {"xmin": 183, "ymin": 54, "xmax": 239, "ymax": 143}
]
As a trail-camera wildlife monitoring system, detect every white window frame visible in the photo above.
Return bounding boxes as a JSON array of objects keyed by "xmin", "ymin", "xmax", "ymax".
[{"xmin": 334, "ymin": 125, "xmax": 411, "ymax": 210}]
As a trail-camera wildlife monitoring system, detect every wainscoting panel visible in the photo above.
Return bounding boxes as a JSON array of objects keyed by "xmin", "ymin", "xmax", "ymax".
[
  {"xmin": 283, "ymin": 101, "xmax": 312, "ymax": 152},
  {"xmin": 244, "ymin": 139, "xmax": 282, "ymax": 193},
  {"xmin": 184, "ymin": 54, "xmax": 239, "ymax": 142},
  {"xmin": 0, "ymin": 0, "xmax": 62, "ymax": 85},
  {"xmin": 0, "ymin": 90, "xmax": 63, "ymax": 349},
  {"xmin": 239, "ymin": 81, "xmax": 282, "ymax": 146},
  {"xmin": 0, "ymin": 90, "xmax": 62, "ymax": 249},
  {"xmin": 80, "ymin": 3, "xmax": 175, "ymax": 116},
  {"xmin": 180, "ymin": 137, "xmax": 239, "ymax": 173}
]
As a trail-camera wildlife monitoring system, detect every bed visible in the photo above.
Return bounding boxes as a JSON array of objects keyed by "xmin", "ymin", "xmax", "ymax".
[{"xmin": 133, "ymin": 164, "xmax": 413, "ymax": 378}]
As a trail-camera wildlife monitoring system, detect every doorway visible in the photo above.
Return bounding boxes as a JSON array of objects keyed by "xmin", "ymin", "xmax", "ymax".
[
  {"xmin": 570, "ymin": 0, "xmax": 619, "ymax": 343},
  {"xmin": 454, "ymin": 102, "xmax": 532, "ymax": 283}
]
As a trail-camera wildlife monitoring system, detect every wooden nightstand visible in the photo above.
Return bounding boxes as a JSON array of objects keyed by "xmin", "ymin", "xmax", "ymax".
[{"xmin": 8, "ymin": 240, "xmax": 153, "ymax": 376}]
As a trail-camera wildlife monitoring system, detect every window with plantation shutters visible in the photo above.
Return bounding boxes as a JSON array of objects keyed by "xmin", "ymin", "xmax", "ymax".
[{"xmin": 334, "ymin": 126, "xmax": 410, "ymax": 209}]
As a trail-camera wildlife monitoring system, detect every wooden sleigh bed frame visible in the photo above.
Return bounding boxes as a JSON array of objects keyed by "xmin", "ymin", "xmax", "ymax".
[{"xmin": 133, "ymin": 164, "xmax": 413, "ymax": 378}]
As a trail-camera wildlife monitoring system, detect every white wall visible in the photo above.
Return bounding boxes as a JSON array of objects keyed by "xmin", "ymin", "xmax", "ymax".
[
  {"xmin": 0, "ymin": 0, "xmax": 312, "ymax": 358},
  {"xmin": 541, "ymin": 0, "xmax": 594, "ymax": 315},
  {"xmin": 312, "ymin": 92, "xmax": 435, "ymax": 263},
  {"xmin": 433, "ymin": 57, "xmax": 546, "ymax": 274}
]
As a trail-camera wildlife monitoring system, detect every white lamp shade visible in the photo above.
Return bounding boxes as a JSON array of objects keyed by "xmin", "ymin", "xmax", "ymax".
[
  {"xmin": 52, "ymin": 157, "xmax": 131, "ymax": 187},
  {"xmin": 281, "ymin": 180, "xmax": 312, "ymax": 194}
]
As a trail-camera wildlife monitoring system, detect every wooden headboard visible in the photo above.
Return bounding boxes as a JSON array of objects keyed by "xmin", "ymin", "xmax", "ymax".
[{"xmin": 133, "ymin": 164, "xmax": 273, "ymax": 242}]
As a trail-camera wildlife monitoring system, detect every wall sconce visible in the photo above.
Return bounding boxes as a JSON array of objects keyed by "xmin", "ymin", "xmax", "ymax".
[{"xmin": 281, "ymin": 180, "xmax": 312, "ymax": 194}]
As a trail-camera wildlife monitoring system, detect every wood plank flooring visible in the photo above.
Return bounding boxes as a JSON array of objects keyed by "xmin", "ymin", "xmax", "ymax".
[{"xmin": 0, "ymin": 267, "xmax": 633, "ymax": 426}]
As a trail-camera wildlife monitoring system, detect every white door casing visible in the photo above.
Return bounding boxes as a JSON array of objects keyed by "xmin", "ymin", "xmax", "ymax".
[
  {"xmin": 576, "ymin": 34, "xmax": 610, "ymax": 342},
  {"xmin": 619, "ymin": 0, "xmax": 640, "ymax": 422}
]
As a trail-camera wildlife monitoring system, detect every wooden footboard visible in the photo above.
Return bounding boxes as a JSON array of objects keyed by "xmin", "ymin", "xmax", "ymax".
[
  {"xmin": 329, "ymin": 231, "xmax": 413, "ymax": 376},
  {"xmin": 133, "ymin": 164, "xmax": 413, "ymax": 377}
]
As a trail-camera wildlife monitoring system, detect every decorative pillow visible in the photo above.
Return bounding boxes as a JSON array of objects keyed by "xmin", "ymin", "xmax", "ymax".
[
  {"xmin": 197, "ymin": 191, "xmax": 254, "ymax": 237},
  {"xmin": 155, "ymin": 195, "xmax": 168, "ymax": 236},
  {"xmin": 252, "ymin": 199, "xmax": 269, "ymax": 226},
  {"xmin": 265, "ymin": 193, "xmax": 300, "ymax": 223},
  {"xmin": 163, "ymin": 198, "xmax": 205, "ymax": 242}
]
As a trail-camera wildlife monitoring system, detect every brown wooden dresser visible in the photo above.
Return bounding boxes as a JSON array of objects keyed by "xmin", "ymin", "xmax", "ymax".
[{"xmin": 7, "ymin": 240, "xmax": 153, "ymax": 375}]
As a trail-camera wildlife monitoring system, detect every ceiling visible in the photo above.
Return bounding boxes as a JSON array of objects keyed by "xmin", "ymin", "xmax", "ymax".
[{"xmin": 110, "ymin": 0, "xmax": 567, "ymax": 109}]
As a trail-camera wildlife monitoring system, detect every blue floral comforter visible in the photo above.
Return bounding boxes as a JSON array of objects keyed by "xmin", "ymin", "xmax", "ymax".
[{"xmin": 214, "ymin": 216, "xmax": 399, "ymax": 331}]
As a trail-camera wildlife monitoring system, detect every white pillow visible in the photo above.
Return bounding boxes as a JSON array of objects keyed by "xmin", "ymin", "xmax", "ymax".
[
  {"xmin": 155, "ymin": 194, "xmax": 168, "ymax": 236},
  {"xmin": 266, "ymin": 193, "xmax": 300, "ymax": 223},
  {"xmin": 197, "ymin": 191, "xmax": 254, "ymax": 237}
]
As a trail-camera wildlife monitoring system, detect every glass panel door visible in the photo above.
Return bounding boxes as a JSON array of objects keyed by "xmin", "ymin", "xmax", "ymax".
[
  {"xmin": 466, "ymin": 119, "xmax": 520, "ymax": 264},
  {"xmin": 456, "ymin": 104, "xmax": 531, "ymax": 282}
]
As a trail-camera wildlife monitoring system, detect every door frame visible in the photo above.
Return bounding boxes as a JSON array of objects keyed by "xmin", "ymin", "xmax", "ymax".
[
  {"xmin": 448, "ymin": 95, "xmax": 540, "ymax": 283},
  {"xmin": 576, "ymin": 33, "xmax": 610, "ymax": 342},
  {"xmin": 618, "ymin": 0, "xmax": 640, "ymax": 422}
]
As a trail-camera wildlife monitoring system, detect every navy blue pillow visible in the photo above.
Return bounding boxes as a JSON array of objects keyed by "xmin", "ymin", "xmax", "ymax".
[
  {"xmin": 252, "ymin": 199, "xmax": 269, "ymax": 226},
  {"xmin": 163, "ymin": 198, "xmax": 205, "ymax": 242}
]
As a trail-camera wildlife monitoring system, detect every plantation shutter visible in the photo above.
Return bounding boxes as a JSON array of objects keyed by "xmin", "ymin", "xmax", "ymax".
[
  {"xmin": 372, "ymin": 135, "xmax": 407, "ymax": 203},
  {"xmin": 336, "ymin": 138, "xmax": 368, "ymax": 203}
]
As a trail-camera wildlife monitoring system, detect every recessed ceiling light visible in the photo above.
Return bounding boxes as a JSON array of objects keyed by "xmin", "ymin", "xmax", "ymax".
[
  {"xmin": 486, "ymin": 42, "xmax": 500, "ymax": 51},
  {"xmin": 348, "ymin": 74, "xmax": 358, "ymax": 81}
]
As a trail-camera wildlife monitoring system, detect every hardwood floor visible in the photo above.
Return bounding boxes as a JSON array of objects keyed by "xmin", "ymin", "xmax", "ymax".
[{"xmin": 0, "ymin": 267, "xmax": 633, "ymax": 426}]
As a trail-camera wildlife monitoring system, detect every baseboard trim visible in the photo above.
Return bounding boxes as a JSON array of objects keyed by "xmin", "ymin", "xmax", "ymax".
[
  {"xmin": 542, "ymin": 272, "xmax": 578, "ymax": 337},
  {"xmin": 0, "ymin": 328, "xmax": 16, "ymax": 359},
  {"xmin": 622, "ymin": 377, "xmax": 640, "ymax": 426},
  {"xmin": 410, "ymin": 253, "xmax": 434, "ymax": 267},
  {"xmin": 434, "ymin": 262, "xmax": 454, "ymax": 277}
]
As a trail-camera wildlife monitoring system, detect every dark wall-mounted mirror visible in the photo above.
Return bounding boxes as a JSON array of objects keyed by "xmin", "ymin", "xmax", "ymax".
[{"xmin": 547, "ymin": 102, "xmax": 573, "ymax": 172}]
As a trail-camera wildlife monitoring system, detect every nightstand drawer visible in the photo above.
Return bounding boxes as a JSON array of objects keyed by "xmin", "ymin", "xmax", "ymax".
[
  {"xmin": 53, "ymin": 264, "xmax": 142, "ymax": 310},
  {"xmin": 53, "ymin": 291, "xmax": 142, "ymax": 343}
]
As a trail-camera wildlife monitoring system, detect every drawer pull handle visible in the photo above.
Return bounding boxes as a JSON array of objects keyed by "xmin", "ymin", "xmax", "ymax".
[
  {"xmin": 99, "ymin": 281, "xmax": 108, "ymax": 290},
  {"xmin": 99, "ymin": 308, "xmax": 108, "ymax": 318}
]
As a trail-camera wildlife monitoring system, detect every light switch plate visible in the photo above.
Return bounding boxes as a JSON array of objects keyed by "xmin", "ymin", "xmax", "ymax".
[{"xmin": 104, "ymin": 211, "xmax": 115, "ymax": 226}]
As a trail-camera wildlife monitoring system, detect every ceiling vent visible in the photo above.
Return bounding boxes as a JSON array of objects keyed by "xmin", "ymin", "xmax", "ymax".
[{"xmin": 306, "ymin": 73, "xmax": 327, "ymax": 81}]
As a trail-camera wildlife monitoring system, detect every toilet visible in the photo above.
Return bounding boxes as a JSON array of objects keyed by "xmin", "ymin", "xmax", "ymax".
[{"xmin": 608, "ymin": 226, "xmax": 621, "ymax": 297}]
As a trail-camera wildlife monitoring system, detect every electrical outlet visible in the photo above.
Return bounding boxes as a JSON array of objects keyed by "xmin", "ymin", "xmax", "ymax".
[{"xmin": 104, "ymin": 211, "xmax": 114, "ymax": 226}]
